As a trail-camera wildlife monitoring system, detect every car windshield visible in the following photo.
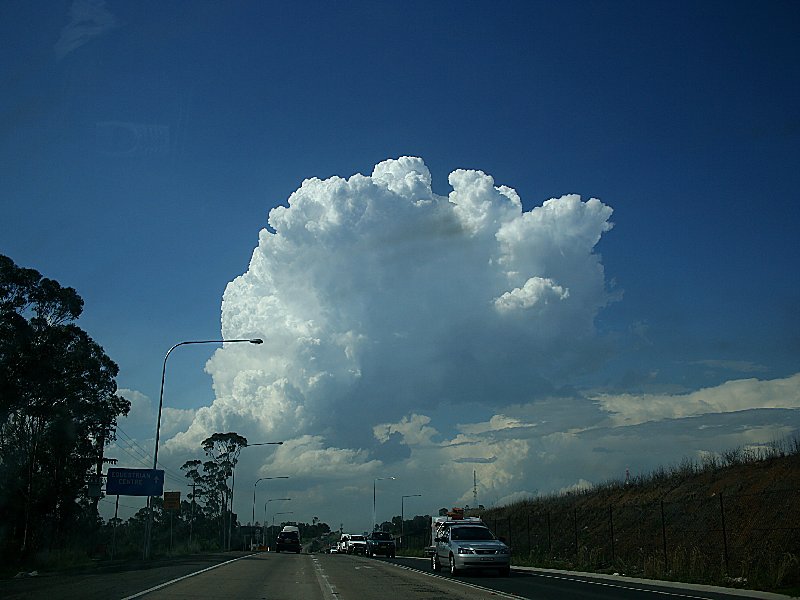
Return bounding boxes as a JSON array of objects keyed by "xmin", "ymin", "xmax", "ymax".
[
  {"xmin": 351, "ymin": 535, "xmax": 365, "ymax": 541},
  {"xmin": 450, "ymin": 527, "xmax": 495, "ymax": 541},
  {"xmin": 371, "ymin": 532, "xmax": 391, "ymax": 540}
]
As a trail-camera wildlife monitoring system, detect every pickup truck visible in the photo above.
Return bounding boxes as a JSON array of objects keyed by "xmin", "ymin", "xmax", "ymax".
[{"xmin": 346, "ymin": 534, "xmax": 368, "ymax": 555}]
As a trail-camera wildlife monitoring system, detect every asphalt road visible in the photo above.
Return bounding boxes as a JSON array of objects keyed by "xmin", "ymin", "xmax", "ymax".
[
  {"xmin": 1, "ymin": 552, "xmax": 792, "ymax": 600},
  {"xmin": 389, "ymin": 555, "xmax": 791, "ymax": 600}
]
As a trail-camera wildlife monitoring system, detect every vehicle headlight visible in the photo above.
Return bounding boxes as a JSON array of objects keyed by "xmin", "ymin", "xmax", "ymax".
[
  {"xmin": 497, "ymin": 546, "xmax": 510, "ymax": 555},
  {"xmin": 457, "ymin": 547, "xmax": 476, "ymax": 554}
]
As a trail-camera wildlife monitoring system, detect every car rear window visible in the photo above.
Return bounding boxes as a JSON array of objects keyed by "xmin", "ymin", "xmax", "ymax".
[{"xmin": 450, "ymin": 526, "xmax": 494, "ymax": 541}]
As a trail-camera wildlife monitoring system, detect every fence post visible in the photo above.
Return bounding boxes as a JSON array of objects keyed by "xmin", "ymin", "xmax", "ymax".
[
  {"xmin": 507, "ymin": 514, "xmax": 512, "ymax": 552},
  {"xmin": 609, "ymin": 505, "xmax": 615, "ymax": 566},
  {"xmin": 527, "ymin": 510, "xmax": 531, "ymax": 555},
  {"xmin": 719, "ymin": 493, "xmax": 730, "ymax": 574},
  {"xmin": 547, "ymin": 510, "xmax": 552, "ymax": 555},
  {"xmin": 660, "ymin": 500, "xmax": 668, "ymax": 571},
  {"xmin": 573, "ymin": 507, "xmax": 579, "ymax": 560}
]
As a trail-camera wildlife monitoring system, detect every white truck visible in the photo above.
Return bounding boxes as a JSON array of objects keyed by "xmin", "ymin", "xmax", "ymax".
[
  {"xmin": 346, "ymin": 533, "xmax": 368, "ymax": 555},
  {"xmin": 427, "ymin": 509, "xmax": 510, "ymax": 576}
]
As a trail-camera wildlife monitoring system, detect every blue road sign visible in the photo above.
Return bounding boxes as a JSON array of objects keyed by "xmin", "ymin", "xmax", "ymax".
[{"xmin": 106, "ymin": 468, "xmax": 165, "ymax": 496}]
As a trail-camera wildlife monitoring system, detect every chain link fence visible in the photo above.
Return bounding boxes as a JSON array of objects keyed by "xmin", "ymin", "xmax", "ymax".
[{"xmin": 480, "ymin": 487, "xmax": 799, "ymax": 589}]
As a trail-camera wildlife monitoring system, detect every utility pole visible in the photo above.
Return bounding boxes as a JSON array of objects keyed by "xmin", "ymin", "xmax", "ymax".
[
  {"xmin": 473, "ymin": 470, "xmax": 478, "ymax": 508},
  {"xmin": 188, "ymin": 481, "xmax": 196, "ymax": 550}
]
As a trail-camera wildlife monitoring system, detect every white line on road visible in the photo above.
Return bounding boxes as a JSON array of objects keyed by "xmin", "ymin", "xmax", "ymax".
[
  {"xmin": 119, "ymin": 554, "xmax": 255, "ymax": 600},
  {"xmin": 391, "ymin": 558, "xmax": 717, "ymax": 600},
  {"xmin": 530, "ymin": 572, "xmax": 716, "ymax": 599},
  {"xmin": 390, "ymin": 562, "xmax": 526, "ymax": 600},
  {"xmin": 312, "ymin": 555, "xmax": 339, "ymax": 600}
]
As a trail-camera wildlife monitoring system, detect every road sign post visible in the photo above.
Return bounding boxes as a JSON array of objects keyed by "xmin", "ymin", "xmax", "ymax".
[{"xmin": 163, "ymin": 491, "xmax": 181, "ymax": 511}]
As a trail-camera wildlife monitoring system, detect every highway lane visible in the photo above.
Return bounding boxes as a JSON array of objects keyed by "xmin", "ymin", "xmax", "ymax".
[
  {"xmin": 385, "ymin": 555, "xmax": 790, "ymax": 600},
  {"xmin": 1, "ymin": 553, "xmax": 249, "ymax": 600},
  {"xmin": 127, "ymin": 552, "xmax": 513, "ymax": 600},
  {"xmin": 124, "ymin": 553, "xmax": 326, "ymax": 599},
  {"xmin": 3, "ymin": 552, "xmax": 791, "ymax": 600}
]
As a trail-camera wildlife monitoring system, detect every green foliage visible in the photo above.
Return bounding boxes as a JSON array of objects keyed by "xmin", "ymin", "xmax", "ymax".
[{"xmin": 0, "ymin": 255, "xmax": 129, "ymax": 565}]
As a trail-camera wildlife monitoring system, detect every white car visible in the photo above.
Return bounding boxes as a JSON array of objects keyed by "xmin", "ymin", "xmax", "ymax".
[{"xmin": 432, "ymin": 523, "xmax": 510, "ymax": 576}]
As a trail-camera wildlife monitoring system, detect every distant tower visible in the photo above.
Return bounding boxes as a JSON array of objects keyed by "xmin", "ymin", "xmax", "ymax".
[
  {"xmin": 473, "ymin": 470, "xmax": 478, "ymax": 506},
  {"xmin": 625, "ymin": 468, "xmax": 630, "ymax": 485}
]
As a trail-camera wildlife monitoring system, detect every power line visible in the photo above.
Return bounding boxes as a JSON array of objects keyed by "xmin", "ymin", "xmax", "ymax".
[
  {"xmin": 113, "ymin": 426, "xmax": 186, "ymax": 485},
  {"xmin": 99, "ymin": 496, "xmax": 146, "ymax": 512}
]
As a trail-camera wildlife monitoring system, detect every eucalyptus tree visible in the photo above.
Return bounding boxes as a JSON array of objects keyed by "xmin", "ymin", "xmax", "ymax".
[
  {"xmin": 0, "ymin": 255, "xmax": 129, "ymax": 560},
  {"xmin": 201, "ymin": 432, "xmax": 248, "ymax": 549}
]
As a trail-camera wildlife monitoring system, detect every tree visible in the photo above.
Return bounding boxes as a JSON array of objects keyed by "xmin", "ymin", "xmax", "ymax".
[
  {"xmin": 201, "ymin": 432, "xmax": 248, "ymax": 549},
  {"xmin": 0, "ymin": 255, "xmax": 130, "ymax": 561},
  {"xmin": 180, "ymin": 458, "xmax": 227, "ymax": 549}
]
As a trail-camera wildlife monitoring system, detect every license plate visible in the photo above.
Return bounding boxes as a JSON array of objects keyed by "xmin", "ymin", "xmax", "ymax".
[{"xmin": 480, "ymin": 557, "xmax": 493, "ymax": 561}]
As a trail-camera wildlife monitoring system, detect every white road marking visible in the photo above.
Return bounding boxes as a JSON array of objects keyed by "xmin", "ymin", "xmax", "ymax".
[
  {"xmin": 312, "ymin": 555, "xmax": 339, "ymax": 600},
  {"xmin": 119, "ymin": 554, "xmax": 254, "ymax": 599}
]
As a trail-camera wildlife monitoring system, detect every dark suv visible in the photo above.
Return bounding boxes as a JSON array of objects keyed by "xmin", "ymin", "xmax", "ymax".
[
  {"xmin": 275, "ymin": 528, "xmax": 301, "ymax": 553},
  {"xmin": 366, "ymin": 531, "xmax": 396, "ymax": 557}
]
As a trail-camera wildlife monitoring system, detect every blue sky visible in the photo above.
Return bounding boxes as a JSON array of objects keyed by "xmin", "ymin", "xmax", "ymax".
[{"xmin": 2, "ymin": 1, "xmax": 799, "ymax": 531}]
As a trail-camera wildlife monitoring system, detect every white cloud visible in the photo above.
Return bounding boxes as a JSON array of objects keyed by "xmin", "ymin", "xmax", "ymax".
[
  {"xmin": 373, "ymin": 413, "xmax": 439, "ymax": 446},
  {"xmin": 116, "ymin": 388, "xmax": 153, "ymax": 427},
  {"xmin": 199, "ymin": 157, "xmax": 615, "ymax": 449},
  {"xmin": 138, "ymin": 157, "xmax": 799, "ymax": 532},
  {"xmin": 161, "ymin": 407, "xmax": 197, "ymax": 438},
  {"xmin": 457, "ymin": 414, "xmax": 536, "ymax": 435},
  {"xmin": 593, "ymin": 373, "xmax": 800, "ymax": 426},
  {"xmin": 494, "ymin": 277, "xmax": 569, "ymax": 313},
  {"xmin": 269, "ymin": 435, "xmax": 380, "ymax": 479}
]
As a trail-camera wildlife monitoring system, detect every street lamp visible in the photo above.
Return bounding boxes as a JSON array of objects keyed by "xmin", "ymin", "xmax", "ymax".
[
  {"xmin": 272, "ymin": 511, "xmax": 293, "ymax": 549},
  {"xmin": 401, "ymin": 494, "xmax": 422, "ymax": 549},
  {"xmin": 265, "ymin": 498, "xmax": 291, "ymax": 547},
  {"xmin": 228, "ymin": 441, "xmax": 283, "ymax": 551},
  {"xmin": 373, "ymin": 476, "xmax": 396, "ymax": 532},
  {"xmin": 252, "ymin": 477, "xmax": 290, "ymax": 527},
  {"xmin": 145, "ymin": 337, "xmax": 263, "ymax": 559}
]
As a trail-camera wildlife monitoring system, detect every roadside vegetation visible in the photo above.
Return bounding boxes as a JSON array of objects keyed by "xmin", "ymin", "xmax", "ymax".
[
  {"xmin": 0, "ymin": 255, "xmax": 130, "ymax": 576},
  {"xmin": 477, "ymin": 436, "xmax": 800, "ymax": 596}
]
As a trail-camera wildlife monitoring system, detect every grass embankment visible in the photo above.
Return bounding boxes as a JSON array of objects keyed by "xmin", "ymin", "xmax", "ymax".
[{"xmin": 479, "ymin": 439, "xmax": 800, "ymax": 596}]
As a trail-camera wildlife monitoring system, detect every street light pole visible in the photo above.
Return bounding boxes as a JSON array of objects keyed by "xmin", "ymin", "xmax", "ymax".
[
  {"xmin": 401, "ymin": 494, "xmax": 422, "ymax": 549},
  {"xmin": 373, "ymin": 476, "xmax": 396, "ymax": 532},
  {"xmin": 272, "ymin": 511, "xmax": 293, "ymax": 548},
  {"xmin": 252, "ymin": 477, "xmax": 289, "ymax": 546},
  {"xmin": 228, "ymin": 442, "xmax": 283, "ymax": 551},
  {"xmin": 265, "ymin": 498, "xmax": 291, "ymax": 548},
  {"xmin": 144, "ymin": 337, "xmax": 263, "ymax": 560}
]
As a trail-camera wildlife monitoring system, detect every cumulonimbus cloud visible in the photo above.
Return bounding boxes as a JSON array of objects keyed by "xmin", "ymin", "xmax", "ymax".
[{"xmin": 188, "ymin": 157, "xmax": 616, "ymax": 450}]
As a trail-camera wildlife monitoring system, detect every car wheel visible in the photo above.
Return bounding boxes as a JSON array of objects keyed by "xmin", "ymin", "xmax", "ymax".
[
  {"xmin": 431, "ymin": 553, "xmax": 440, "ymax": 572},
  {"xmin": 449, "ymin": 554, "xmax": 459, "ymax": 576}
]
